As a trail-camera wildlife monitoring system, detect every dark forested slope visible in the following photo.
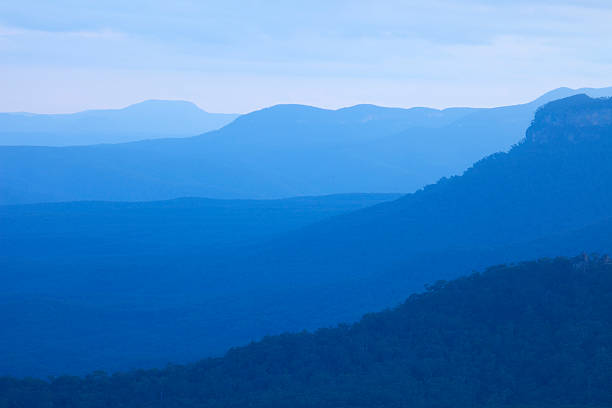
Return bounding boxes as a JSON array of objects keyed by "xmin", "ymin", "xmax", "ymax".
[{"xmin": 3, "ymin": 256, "xmax": 612, "ymax": 408}]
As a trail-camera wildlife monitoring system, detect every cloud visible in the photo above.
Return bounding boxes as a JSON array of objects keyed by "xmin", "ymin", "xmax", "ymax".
[
  {"xmin": 0, "ymin": 25, "xmax": 124, "ymax": 39},
  {"xmin": 0, "ymin": 0, "xmax": 611, "ymax": 112},
  {"xmin": 2, "ymin": 1, "xmax": 610, "ymax": 44}
]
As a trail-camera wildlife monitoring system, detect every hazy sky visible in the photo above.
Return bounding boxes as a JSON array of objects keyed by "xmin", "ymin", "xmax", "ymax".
[{"xmin": 1, "ymin": 0, "xmax": 611, "ymax": 113}]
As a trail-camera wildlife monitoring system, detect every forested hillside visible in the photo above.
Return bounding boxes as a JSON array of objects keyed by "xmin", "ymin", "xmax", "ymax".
[{"xmin": 3, "ymin": 256, "xmax": 611, "ymax": 407}]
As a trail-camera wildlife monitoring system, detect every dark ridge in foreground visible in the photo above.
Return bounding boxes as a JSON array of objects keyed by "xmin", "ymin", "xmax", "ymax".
[{"xmin": 2, "ymin": 255, "xmax": 612, "ymax": 407}]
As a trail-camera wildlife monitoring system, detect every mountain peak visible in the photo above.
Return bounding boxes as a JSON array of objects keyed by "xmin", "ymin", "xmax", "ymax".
[
  {"xmin": 525, "ymin": 94, "xmax": 612, "ymax": 145},
  {"xmin": 531, "ymin": 86, "xmax": 612, "ymax": 105},
  {"xmin": 122, "ymin": 99, "xmax": 207, "ymax": 114}
]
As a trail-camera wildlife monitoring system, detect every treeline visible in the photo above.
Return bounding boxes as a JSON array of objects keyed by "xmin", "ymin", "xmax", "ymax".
[{"xmin": 2, "ymin": 255, "xmax": 612, "ymax": 407}]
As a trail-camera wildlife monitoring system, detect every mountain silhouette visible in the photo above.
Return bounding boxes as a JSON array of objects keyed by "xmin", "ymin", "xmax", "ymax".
[
  {"xmin": 2, "ymin": 94, "xmax": 612, "ymax": 376},
  {"xmin": 2, "ymin": 87, "xmax": 611, "ymax": 204},
  {"xmin": 0, "ymin": 100, "xmax": 238, "ymax": 146}
]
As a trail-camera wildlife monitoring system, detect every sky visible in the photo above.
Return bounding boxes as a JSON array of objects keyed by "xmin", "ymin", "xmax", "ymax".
[{"xmin": 1, "ymin": 0, "xmax": 611, "ymax": 114}]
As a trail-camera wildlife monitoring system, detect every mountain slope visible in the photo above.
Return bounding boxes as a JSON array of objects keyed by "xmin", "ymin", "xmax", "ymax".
[
  {"xmin": 0, "ymin": 100, "xmax": 239, "ymax": 146},
  {"xmin": 242, "ymin": 94, "xmax": 612, "ymax": 284},
  {"xmin": 3, "ymin": 256, "xmax": 612, "ymax": 408},
  {"xmin": 2, "ymin": 87, "xmax": 611, "ymax": 204}
]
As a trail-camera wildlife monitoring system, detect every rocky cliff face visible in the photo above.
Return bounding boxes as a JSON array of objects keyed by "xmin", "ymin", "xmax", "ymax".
[{"xmin": 526, "ymin": 94, "xmax": 612, "ymax": 145}]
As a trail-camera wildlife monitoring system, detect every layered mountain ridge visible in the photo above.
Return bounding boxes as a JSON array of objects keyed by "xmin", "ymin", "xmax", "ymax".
[
  {"xmin": 2, "ymin": 94, "xmax": 612, "ymax": 376},
  {"xmin": 2, "ymin": 87, "xmax": 612, "ymax": 205}
]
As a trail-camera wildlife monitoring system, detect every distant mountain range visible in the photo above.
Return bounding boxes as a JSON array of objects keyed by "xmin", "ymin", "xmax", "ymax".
[
  {"xmin": 2, "ymin": 87, "xmax": 612, "ymax": 204},
  {"xmin": 0, "ymin": 100, "xmax": 239, "ymax": 145},
  {"xmin": 2, "ymin": 94, "xmax": 612, "ymax": 376},
  {"xmin": 5, "ymin": 256, "xmax": 611, "ymax": 407}
]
